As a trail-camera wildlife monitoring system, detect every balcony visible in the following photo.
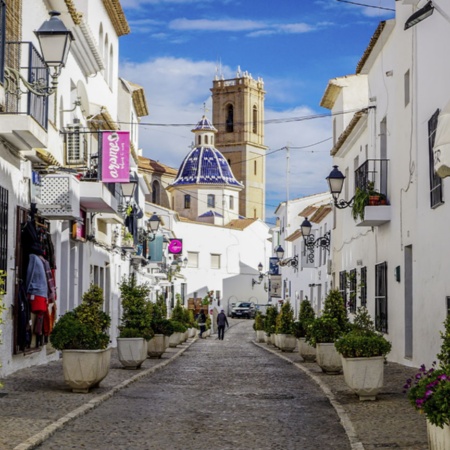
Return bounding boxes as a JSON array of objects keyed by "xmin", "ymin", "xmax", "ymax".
[
  {"xmin": 79, "ymin": 180, "xmax": 120, "ymax": 214},
  {"xmin": 354, "ymin": 159, "xmax": 391, "ymax": 227},
  {"xmin": 0, "ymin": 42, "xmax": 49, "ymax": 152}
]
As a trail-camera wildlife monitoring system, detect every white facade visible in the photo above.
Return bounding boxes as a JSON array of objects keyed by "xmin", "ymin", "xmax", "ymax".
[{"xmin": 321, "ymin": 1, "xmax": 450, "ymax": 368}]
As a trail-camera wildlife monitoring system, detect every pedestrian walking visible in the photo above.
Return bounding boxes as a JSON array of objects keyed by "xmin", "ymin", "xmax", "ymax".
[
  {"xmin": 217, "ymin": 308, "xmax": 229, "ymax": 340},
  {"xmin": 197, "ymin": 309, "xmax": 206, "ymax": 338}
]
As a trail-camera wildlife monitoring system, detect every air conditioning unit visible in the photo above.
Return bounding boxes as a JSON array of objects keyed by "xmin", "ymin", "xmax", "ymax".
[
  {"xmin": 327, "ymin": 259, "xmax": 333, "ymax": 275},
  {"xmin": 65, "ymin": 120, "xmax": 86, "ymax": 165}
]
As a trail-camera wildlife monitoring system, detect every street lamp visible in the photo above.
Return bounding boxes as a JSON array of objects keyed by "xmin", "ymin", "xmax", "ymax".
[
  {"xmin": 275, "ymin": 245, "xmax": 298, "ymax": 272},
  {"xmin": 300, "ymin": 217, "xmax": 331, "ymax": 253},
  {"xmin": 275, "ymin": 245, "xmax": 285, "ymax": 260},
  {"xmin": 119, "ymin": 173, "xmax": 138, "ymax": 213},
  {"xmin": 252, "ymin": 262, "xmax": 265, "ymax": 288},
  {"xmin": 326, "ymin": 165, "xmax": 354, "ymax": 209},
  {"xmin": 4, "ymin": 11, "xmax": 74, "ymax": 97}
]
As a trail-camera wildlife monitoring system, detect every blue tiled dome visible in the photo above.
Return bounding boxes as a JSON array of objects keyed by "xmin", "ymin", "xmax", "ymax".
[{"xmin": 172, "ymin": 147, "xmax": 243, "ymax": 187}]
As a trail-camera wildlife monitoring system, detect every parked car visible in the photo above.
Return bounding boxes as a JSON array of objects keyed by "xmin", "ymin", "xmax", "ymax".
[{"xmin": 231, "ymin": 302, "xmax": 256, "ymax": 319}]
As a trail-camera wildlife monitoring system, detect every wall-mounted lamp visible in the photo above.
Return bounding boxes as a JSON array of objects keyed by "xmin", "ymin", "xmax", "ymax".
[
  {"xmin": 4, "ymin": 11, "xmax": 74, "ymax": 97},
  {"xmin": 119, "ymin": 173, "xmax": 139, "ymax": 214},
  {"xmin": 275, "ymin": 245, "xmax": 285, "ymax": 260},
  {"xmin": 326, "ymin": 165, "xmax": 354, "ymax": 209},
  {"xmin": 252, "ymin": 262, "xmax": 267, "ymax": 288},
  {"xmin": 300, "ymin": 217, "xmax": 331, "ymax": 253},
  {"xmin": 274, "ymin": 245, "xmax": 298, "ymax": 271},
  {"xmin": 404, "ymin": 1, "xmax": 434, "ymax": 30}
]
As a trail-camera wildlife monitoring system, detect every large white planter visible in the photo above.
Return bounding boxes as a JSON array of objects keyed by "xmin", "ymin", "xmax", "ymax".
[
  {"xmin": 117, "ymin": 337, "xmax": 148, "ymax": 369},
  {"xmin": 169, "ymin": 332, "xmax": 182, "ymax": 347},
  {"xmin": 255, "ymin": 330, "xmax": 265, "ymax": 343},
  {"xmin": 148, "ymin": 334, "xmax": 166, "ymax": 358},
  {"xmin": 188, "ymin": 327, "xmax": 196, "ymax": 338},
  {"xmin": 427, "ymin": 420, "xmax": 450, "ymax": 450},
  {"xmin": 298, "ymin": 338, "xmax": 316, "ymax": 362},
  {"xmin": 164, "ymin": 335, "xmax": 170, "ymax": 349},
  {"xmin": 62, "ymin": 348, "xmax": 111, "ymax": 393},
  {"xmin": 270, "ymin": 333, "xmax": 276, "ymax": 346},
  {"xmin": 277, "ymin": 334, "xmax": 297, "ymax": 352},
  {"xmin": 341, "ymin": 355, "xmax": 385, "ymax": 400},
  {"xmin": 316, "ymin": 343, "xmax": 342, "ymax": 374}
]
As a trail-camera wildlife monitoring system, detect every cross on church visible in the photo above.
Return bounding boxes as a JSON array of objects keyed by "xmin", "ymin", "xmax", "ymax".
[{"xmin": 202, "ymin": 102, "xmax": 210, "ymax": 116}]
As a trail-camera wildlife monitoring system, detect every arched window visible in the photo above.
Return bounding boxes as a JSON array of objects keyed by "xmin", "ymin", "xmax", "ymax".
[
  {"xmin": 104, "ymin": 35, "xmax": 109, "ymax": 82},
  {"xmin": 198, "ymin": 135, "xmax": 201, "ymax": 146},
  {"xmin": 108, "ymin": 44, "xmax": 114, "ymax": 87},
  {"xmin": 99, "ymin": 25, "xmax": 104, "ymax": 72},
  {"xmin": 226, "ymin": 104, "xmax": 234, "ymax": 132},
  {"xmin": 229, "ymin": 195, "xmax": 234, "ymax": 210},
  {"xmin": 205, "ymin": 135, "xmax": 209, "ymax": 144},
  {"xmin": 254, "ymin": 160, "xmax": 257, "ymax": 175},
  {"xmin": 152, "ymin": 180, "xmax": 160, "ymax": 204},
  {"xmin": 253, "ymin": 105, "xmax": 258, "ymax": 133},
  {"xmin": 184, "ymin": 194, "xmax": 191, "ymax": 209}
]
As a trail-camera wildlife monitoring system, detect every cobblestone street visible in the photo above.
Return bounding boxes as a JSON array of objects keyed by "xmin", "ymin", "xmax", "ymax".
[{"xmin": 37, "ymin": 320, "xmax": 351, "ymax": 450}]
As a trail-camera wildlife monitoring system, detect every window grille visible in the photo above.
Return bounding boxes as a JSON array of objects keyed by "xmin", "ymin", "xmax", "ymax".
[
  {"xmin": 428, "ymin": 109, "xmax": 444, "ymax": 208},
  {"xmin": 65, "ymin": 122, "xmax": 86, "ymax": 165},
  {"xmin": 0, "ymin": 185, "xmax": 7, "ymax": 291},
  {"xmin": 360, "ymin": 266, "xmax": 367, "ymax": 307},
  {"xmin": 375, "ymin": 262, "xmax": 388, "ymax": 333},
  {"xmin": 339, "ymin": 270, "xmax": 347, "ymax": 307},
  {"xmin": 349, "ymin": 268, "xmax": 357, "ymax": 313}
]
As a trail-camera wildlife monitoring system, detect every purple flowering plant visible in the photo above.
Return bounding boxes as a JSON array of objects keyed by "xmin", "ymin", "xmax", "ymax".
[{"xmin": 404, "ymin": 316, "xmax": 450, "ymax": 428}]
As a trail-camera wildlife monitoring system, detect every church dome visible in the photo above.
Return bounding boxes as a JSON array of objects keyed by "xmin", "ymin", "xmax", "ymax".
[{"xmin": 171, "ymin": 115, "xmax": 243, "ymax": 188}]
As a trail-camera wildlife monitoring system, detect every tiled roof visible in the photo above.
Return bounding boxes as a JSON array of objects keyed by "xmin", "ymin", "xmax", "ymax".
[
  {"xmin": 310, "ymin": 205, "xmax": 332, "ymax": 223},
  {"xmin": 138, "ymin": 156, "xmax": 178, "ymax": 176},
  {"xmin": 331, "ymin": 109, "xmax": 368, "ymax": 156},
  {"xmin": 171, "ymin": 147, "xmax": 243, "ymax": 187},
  {"xmin": 286, "ymin": 228, "xmax": 302, "ymax": 242},
  {"xmin": 356, "ymin": 21, "xmax": 386, "ymax": 74},
  {"xmin": 192, "ymin": 115, "xmax": 217, "ymax": 132},
  {"xmin": 199, "ymin": 210, "xmax": 224, "ymax": 218},
  {"xmin": 225, "ymin": 218, "xmax": 258, "ymax": 230},
  {"xmin": 298, "ymin": 205, "xmax": 318, "ymax": 218}
]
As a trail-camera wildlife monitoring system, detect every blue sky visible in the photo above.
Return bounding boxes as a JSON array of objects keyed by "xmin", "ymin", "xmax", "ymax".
[{"xmin": 118, "ymin": 0, "xmax": 396, "ymax": 224}]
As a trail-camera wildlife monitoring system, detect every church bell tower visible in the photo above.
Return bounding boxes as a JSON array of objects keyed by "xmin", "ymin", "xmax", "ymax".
[{"xmin": 211, "ymin": 68, "xmax": 267, "ymax": 220}]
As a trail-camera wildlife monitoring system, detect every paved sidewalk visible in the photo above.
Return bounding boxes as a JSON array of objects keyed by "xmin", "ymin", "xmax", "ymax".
[
  {"xmin": 254, "ymin": 340, "xmax": 429, "ymax": 450},
  {"xmin": 0, "ymin": 326, "xmax": 429, "ymax": 450}
]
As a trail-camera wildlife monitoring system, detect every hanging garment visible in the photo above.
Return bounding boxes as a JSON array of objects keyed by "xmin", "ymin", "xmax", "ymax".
[
  {"xmin": 17, "ymin": 283, "xmax": 32, "ymax": 351},
  {"xmin": 26, "ymin": 254, "xmax": 48, "ymax": 313}
]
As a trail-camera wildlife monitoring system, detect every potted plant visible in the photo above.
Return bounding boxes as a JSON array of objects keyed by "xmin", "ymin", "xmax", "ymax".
[
  {"xmin": 335, "ymin": 307, "xmax": 391, "ymax": 400},
  {"xmin": 293, "ymin": 298, "xmax": 316, "ymax": 362},
  {"xmin": 264, "ymin": 305, "xmax": 278, "ymax": 345},
  {"xmin": 50, "ymin": 284, "xmax": 111, "ymax": 393},
  {"xmin": 117, "ymin": 275, "xmax": 154, "ymax": 369},
  {"xmin": 275, "ymin": 301, "xmax": 296, "ymax": 352},
  {"xmin": 148, "ymin": 297, "xmax": 172, "ymax": 358},
  {"xmin": 122, "ymin": 228, "xmax": 135, "ymax": 249},
  {"xmin": 404, "ymin": 316, "xmax": 450, "ymax": 448},
  {"xmin": 168, "ymin": 319, "xmax": 187, "ymax": 347},
  {"xmin": 306, "ymin": 289, "xmax": 349, "ymax": 374},
  {"xmin": 253, "ymin": 311, "xmax": 265, "ymax": 343}
]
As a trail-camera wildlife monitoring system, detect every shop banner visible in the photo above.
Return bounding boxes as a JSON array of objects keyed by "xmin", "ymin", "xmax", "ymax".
[{"xmin": 101, "ymin": 131, "xmax": 130, "ymax": 182}]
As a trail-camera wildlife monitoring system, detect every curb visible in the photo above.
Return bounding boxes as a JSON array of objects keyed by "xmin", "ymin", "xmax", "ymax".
[
  {"xmin": 13, "ymin": 338, "xmax": 197, "ymax": 450},
  {"xmin": 253, "ymin": 341, "xmax": 365, "ymax": 450}
]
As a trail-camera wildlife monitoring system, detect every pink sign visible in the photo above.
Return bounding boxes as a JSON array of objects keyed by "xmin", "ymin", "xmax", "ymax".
[{"xmin": 101, "ymin": 131, "xmax": 130, "ymax": 182}]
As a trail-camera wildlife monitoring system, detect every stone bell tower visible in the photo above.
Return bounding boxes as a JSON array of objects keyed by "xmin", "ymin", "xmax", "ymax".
[{"xmin": 211, "ymin": 68, "xmax": 267, "ymax": 220}]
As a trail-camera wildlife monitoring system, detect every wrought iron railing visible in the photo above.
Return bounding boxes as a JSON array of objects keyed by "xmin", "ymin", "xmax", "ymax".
[
  {"xmin": 3, "ymin": 41, "xmax": 48, "ymax": 129},
  {"xmin": 354, "ymin": 158, "xmax": 389, "ymax": 197}
]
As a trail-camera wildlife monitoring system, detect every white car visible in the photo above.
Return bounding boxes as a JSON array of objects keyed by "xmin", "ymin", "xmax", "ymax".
[{"xmin": 231, "ymin": 302, "xmax": 256, "ymax": 319}]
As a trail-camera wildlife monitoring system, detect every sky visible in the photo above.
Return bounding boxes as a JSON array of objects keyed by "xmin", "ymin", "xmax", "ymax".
[{"xmin": 118, "ymin": 0, "xmax": 396, "ymax": 224}]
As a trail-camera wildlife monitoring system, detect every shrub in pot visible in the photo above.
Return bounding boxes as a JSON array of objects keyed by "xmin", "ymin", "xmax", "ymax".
[
  {"xmin": 253, "ymin": 311, "xmax": 265, "ymax": 343},
  {"xmin": 50, "ymin": 284, "xmax": 111, "ymax": 393},
  {"xmin": 335, "ymin": 307, "xmax": 391, "ymax": 400},
  {"xmin": 294, "ymin": 299, "xmax": 316, "ymax": 362},
  {"xmin": 117, "ymin": 275, "xmax": 154, "ymax": 369},
  {"xmin": 264, "ymin": 305, "xmax": 278, "ymax": 344},
  {"xmin": 169, "ymin": 319, "xmax": 187, "ymax": 347},
  {"xmin": 275, "ymin": 301, "xmax": 296, "ymax": 352}
]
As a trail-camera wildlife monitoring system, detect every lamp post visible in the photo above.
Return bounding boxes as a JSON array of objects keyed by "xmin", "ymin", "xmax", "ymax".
[
  {"xmin": 326, "ymin": 165, "xmax": 354, "ymax": 209},
  {"xmin": 4, "ymin": 11, "xmax": 74, "ymax": 97},
  {"xmin": 300, "ymin": 217, "xmax": 331, "ymax": 252}
]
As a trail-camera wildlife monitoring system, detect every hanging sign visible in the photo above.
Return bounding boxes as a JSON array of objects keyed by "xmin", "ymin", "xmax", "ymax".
[
  {"xmin": 101, "ymin": 131, "xmax": 130, "ymax": 182},
  {"xmin": 168, "ymin": 239, "xmax": 183, "ymax": 255}
]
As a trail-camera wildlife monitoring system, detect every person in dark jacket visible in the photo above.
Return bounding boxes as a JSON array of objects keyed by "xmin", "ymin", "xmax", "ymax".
[
  {"xmin": 197, "ymin": 309, "xmax": 206, "ymax": 338},
  {"xmin": 217, "ymin": 308, "xmax": 229, "ymax": 340}
]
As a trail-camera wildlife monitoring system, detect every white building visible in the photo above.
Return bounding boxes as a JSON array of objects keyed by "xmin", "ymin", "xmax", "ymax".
[{"xmin": 321, "ymin": 0, "xmax": 450, "ymax": 368}]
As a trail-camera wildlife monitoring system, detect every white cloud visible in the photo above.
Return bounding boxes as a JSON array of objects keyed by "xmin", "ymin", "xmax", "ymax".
[{"xmin": 119, "ymin": 57, "xmax": 332, "ymax": 221}]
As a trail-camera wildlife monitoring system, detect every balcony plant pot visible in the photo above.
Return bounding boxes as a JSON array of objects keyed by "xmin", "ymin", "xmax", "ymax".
[
  {"xmin": 316, "ymin": 343, "xmax": 342, "ymax": 374},
  {"xmin": 117, "ymin": 337, "xmax": 148, "ymax": 369},
  {"xmin": 256, "ymin": 330, "xmax": 265, "ymax": 343},
  {"xmin": 62, "ymin": 348, "xmax": 111, "ymax": 393},
  {"xmin": 427, "ymin": 420, "xmax": 450, "ymax": 450},
  {"xmin": 297, "ymin": 337, "xmax": 316, "ymax": 362},
  {"xmin": 341, "ymin": 355, "xmax": 385, "ymax": 401},
  {"xmin": 277, "ymin": 333, "xmax": 297, "ymax": 352},
  {"xmin": 147, "ymin": 334, "xmax": 166, "ymax": 358}
]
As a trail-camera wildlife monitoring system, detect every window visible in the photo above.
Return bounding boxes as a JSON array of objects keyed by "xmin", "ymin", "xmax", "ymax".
[
  {"xmin": 339, "ymin": 270, "xmax": 347, "ymax": 307},
  {"xmin": 446, "ymin": 297, "xmax": 450, "ymax": 317},
  {"xmin": 198, "ymin": 135, "xmax": 201, "ymax": 146},
  {"xmin": 207, "ymin": 194, "xmax": 215, "ymax": 208},
  {"xmin": 404, "ymin": 70, "xmax": 410, "ymax": 107},
  {"xmin": 205, "ymin": 135, "xmax": 209, "ymax": 144},
  {"xmin": 428, "ymin": 109, "xmax": 444, "ymax": 208},
  {"xmin": 226, "ymin": 104, "xmax": 234, "ymax": 132},
  {"xmin": 0, "ymin": 185, "xmax": 7, "ymax": 289},
  {"xmin": 254, "ymin": 160, "xmax": 257, "ymax": 175},
  {"xmin": 211, "ymin": 253, "xmax": 221, "ymax": 269},
  {"xmin": 229, "ymin": 195, "xmax": 234, "ymax": 210},
  {"xmin": 253, "ymin": 106, "xmax": 257, "ymax": 133},
  {"xmin": 349, "ymin": 269, "xmax": 357, "ymax": 313},
  {"xmin": 360, "ymin": 266, "xmax": 367, "ymax": 307},
  {"xmin": 181, "ymin": 283, "xmax": 187, "ymax": 305},
  {"xmin": 184, "ymin": 194, "xmax": 191, "ymax": 209},
  {"xmin": 375, "ymin": 262, "xmax": 388, "ymax": 333},
  {"xmin": 152, "ymin": 181, "xmax": 160, "ymax": 205},
  {"xmin": 187, "ymin": 252, "xmax": 198, "ymax": 268}
]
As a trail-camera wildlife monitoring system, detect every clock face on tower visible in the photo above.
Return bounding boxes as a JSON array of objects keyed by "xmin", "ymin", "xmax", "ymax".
[{"xmin": 168, "ymin": 239, "xmax": 183, "ymax": 255}]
